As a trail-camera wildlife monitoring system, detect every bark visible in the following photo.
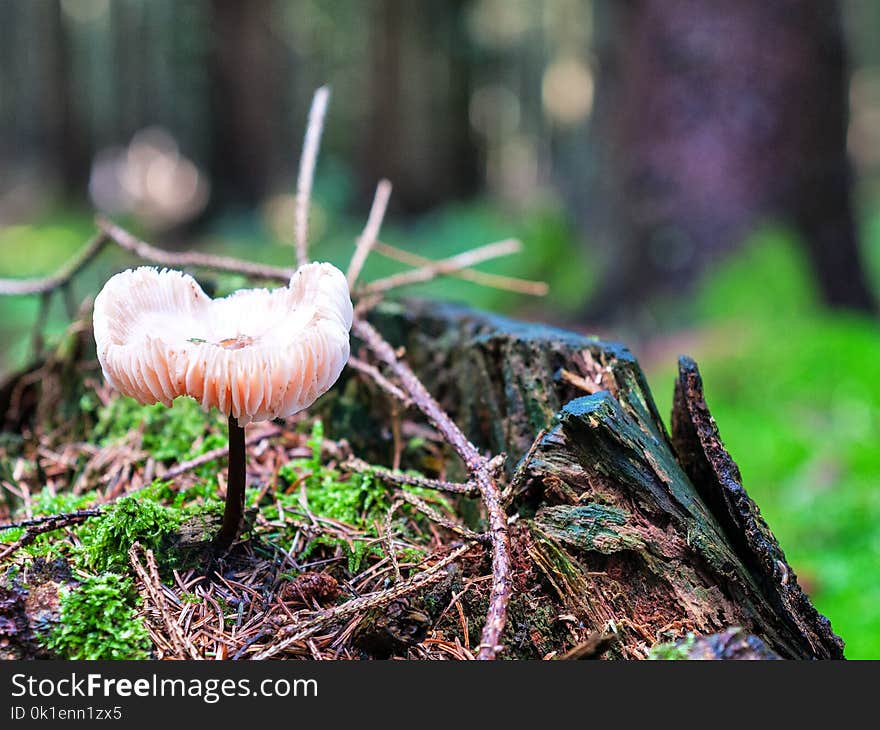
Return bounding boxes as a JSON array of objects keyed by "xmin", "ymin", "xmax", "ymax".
[
  {"xmin": 590, "ymin": 0, "xmax": 876, "ymax": 320},
  {"xmin": 348, "ymin": 300, "xmax": 845, "ymax": 658}
]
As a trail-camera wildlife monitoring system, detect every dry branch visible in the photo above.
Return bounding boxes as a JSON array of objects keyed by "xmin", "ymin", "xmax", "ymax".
[
  {"xmin": 362, "ymin": 238, "xmax": 522, "ymax": 294},
  {"xmin": 294, "ymin": 86, "xmax": 330, "ymax": 268},
  {"xmin": 347, "ymin": 179, "xmax": 392, "ymax": 286},
  {"xmin": 346, "ymin": 356, "xmax": 411, "ymax": 406},
  {"xmin": 130, "ymin": 543, "xmax": 201, "ymax": 660},
  {"xmin": 343, "ymin": 457, "xmax": 477, "ymax": 496},
  {"xmin": 251, "ymin": 542, "xmax": 474, "ymax": 660},
  {"xmin": 395, "ymin": 489, "xmax": 487, "ymax": 544},
  {"xmin": 160, "ymin": 425, "xmax": 281, "ymax": 480},
  {"xmin": 351, "ymin": 318, "xmax": 511, "ymax": 659},
  {"xmin": 373, "ymin": 241, "xmax": 548, "ymax": 296},
  {"xmin": 0, "ymin": 509, "xmax": 102, "ymax": 562},
  {"xmin": 97, "ymin": 217, "xmax": 293, "ymax": 282}
]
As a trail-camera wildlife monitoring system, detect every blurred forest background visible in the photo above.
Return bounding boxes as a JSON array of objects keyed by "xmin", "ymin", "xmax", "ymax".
[{"xmin": 0, "ymin": 0, "xmax": 878, "ymax": 657}]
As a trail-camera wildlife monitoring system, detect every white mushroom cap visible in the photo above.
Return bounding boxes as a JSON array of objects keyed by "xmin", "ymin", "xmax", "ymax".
[{"xmin": 93, "ymin": 263, "xmax": 353, "ymax": 425}]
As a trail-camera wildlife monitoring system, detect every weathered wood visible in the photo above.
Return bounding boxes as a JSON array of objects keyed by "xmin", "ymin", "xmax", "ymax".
[
  {"xmin": 671, "ymin": 356, "xmax": 842, "ymax": 657},
  {"xmin": 349, "ymin": 300, "xmax": 844, "ymax": 659}
]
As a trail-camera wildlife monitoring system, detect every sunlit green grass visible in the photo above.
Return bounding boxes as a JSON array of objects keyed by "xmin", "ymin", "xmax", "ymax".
[{"xmin": 647, "ymin": 228, "xmax": 880, "ymax": 659}]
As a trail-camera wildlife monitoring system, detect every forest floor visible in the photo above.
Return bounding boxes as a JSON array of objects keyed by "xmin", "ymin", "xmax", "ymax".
[
  {"xmin": 0, "ymin": 355, "xmax": 580, "ymax": 660},
  {"xmin": 1, "ymin": 209, "xmax": 878, "ymax": 658}
]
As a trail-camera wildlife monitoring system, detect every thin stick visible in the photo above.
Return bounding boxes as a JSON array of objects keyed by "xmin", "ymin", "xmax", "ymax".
[
  {"xmin": 383, "ymin": 498, "xmax": 404, "ymax": 583},
  {"xmin": 344, "ymin": 456, "xmax": 477, "ymax": 496},
  {"xmin": 294, "ymin": 86, "xmax": 330, "ymax": 268},
  {"xmin": 351, "ymin": 318, "xmax": 511, "ymax": 659},
  {"xmin": 374, "ymin": 241, "xmax": 548, "ymax": 296},
  {"xmin": 0, "ymin": 508, "xmax": 102, "ymax": 531},
  {"xmin": 501, "ymin": 427, "xmax": 548, "ymax": 505},
  {"xmin": 362, "ymin": 238, "xmax": 522, "ymax": 294},
  {"xmin": 0, "ymin": 509, "xmax": 101, "ymax": 562},
  {"xmin": 97, "ymin": 217, "xmax": 293, "ymax": 282},
  {"xmin": 129, "ymin": 544, "xmax": 201, "ymax": 660},
  {"xmin": 346, "ymin": 356, "xmax": 411, "ymax": 406},
  {"xmin": 347, "ymin": 179, "xmax": 392, "ymax": 286},
  {"xmin": 396, "ymin": 489, "xmax": 487, "ymax": 544},
  {"xmin": 251, "ymin": 542, "xmax": 473, "ymax": 660},
  {"xmin": 214, "ymin": 416, "xmax": 247, "ymax": 550}
]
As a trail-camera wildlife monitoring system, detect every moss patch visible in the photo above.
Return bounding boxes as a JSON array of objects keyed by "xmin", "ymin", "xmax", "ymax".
[
  {"xmin": 76, "ymin": 487, "xmax": 186, "ymax": 573},
  {"xmin": 647, "ymin": 633, "xmax": 696, "ymax": 660},
  {"xmin": 42, "ymin": 573, "xmax": 151, "ymax": 660}
]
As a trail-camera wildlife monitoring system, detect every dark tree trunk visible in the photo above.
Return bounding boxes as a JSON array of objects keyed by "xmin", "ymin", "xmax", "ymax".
[
  {"xmin": 206, "ymin": 0, "xmax": 286, "ymax": 208},
  {"xmin": 589, "ymin": 0, "xmax": 876, "ymax": 321},
  {"xmin": 44, "ymin": 0, "xmax": 90, "ymax": 199},
  {"xmin": 336, "ymin": 300, "xmax": 846, "ymax": 658},
  {"xmin": 361, "ymin": 0, "xmax": 479, "ymax": 213}
]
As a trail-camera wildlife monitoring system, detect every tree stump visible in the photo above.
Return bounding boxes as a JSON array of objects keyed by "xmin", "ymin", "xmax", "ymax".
[{"xmin": 348, "ymin": 300, "xmax": 844, "ymax": 659}]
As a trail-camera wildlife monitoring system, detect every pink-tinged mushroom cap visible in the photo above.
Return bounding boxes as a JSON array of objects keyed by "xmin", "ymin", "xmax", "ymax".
[{"xmin": 93, "ymin": 262, "xmax": 353, "ymax": 425}]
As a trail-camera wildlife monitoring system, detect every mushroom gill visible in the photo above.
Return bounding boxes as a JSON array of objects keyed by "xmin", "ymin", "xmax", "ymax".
[{"xmin": 93, "ymin": 262, "xmax": 353, "ymax": 425}]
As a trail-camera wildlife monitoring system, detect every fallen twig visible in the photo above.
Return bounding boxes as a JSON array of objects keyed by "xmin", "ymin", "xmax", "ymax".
[
  {"xmin": 362, "ymin": 238, "xmax": 522, "ymax": 294},
  {"xmin": 130, "ymin": 543, "xmax": 201, "ymax": 660},
  {"xmin": 251, "ymin": 542, "xmax": 474, "ymax": 660},
  {"xmin": 346, "ymin": 356, "xmax": 411, "ymax": 407},
  {"xmin": 160, "ymin": 424, "xmax": 282, "ymax": 480},
  {"xmin": 373, "ymin": 241, "xmax": 548, "ymax": 296},
  {"xmin": 0, "ymin": 507, "xmax": 102, "ymax": 531},
  {"xmin": 351, "ymin": 318, "xmax": 511, "ymax": 659},
  {"xmin": 0, "ymin": 509, "xmax": 102, "ymax": 562},
  {"xmin": 97, "ymin": 217, "xmax": 293, "ymax": 282},
  {"xmin": 0, "ymin": 232, "xmax": 109, "ymax": 296},
  {"xmin": 396, "ymin": 489, "xmax": 488, "ymax": 544},
  {"xmin": 501, "ymin": 427, "xmax": 548, "ymax": 506},
  {"xmin": 343, "ymin": 456, "xmax": 477, "ymax": 496},
  {"xmin": 295, "ymin": 86, "xmax": 330, "ymax": 268},
  {"xmin": 347, "ymin": 179, "xmax": 392, "ymax": 286}
]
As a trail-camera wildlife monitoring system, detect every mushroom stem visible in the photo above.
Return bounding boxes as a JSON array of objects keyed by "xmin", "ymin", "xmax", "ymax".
[{"xmin": 215, "ymin": 415, "xmax": 247, "ymax": 550}]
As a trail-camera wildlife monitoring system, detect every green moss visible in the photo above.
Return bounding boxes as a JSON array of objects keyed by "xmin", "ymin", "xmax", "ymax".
[
  {"xmin": 647, "ymin": 633, "xmax": 696, "ymax": 660},
  {"xmin": 31, "ymin": 486, "xmax": 98, "ymax": 515},
  {"xmin": 42, "ymin": 573, "xmax": 151, "ymax": 660},
  {"xmin": 0, "ymin": 487, "xmax": 101, "ymax": 559},
  {"xmin": 76, "ymin": 487, "xmax": 184, "ymax": 572},
  {"xmin": 278, "ymin": 421, "xmax": 391, "ymax": 527},
  {"xmin": 270, "ymin": 421, "xmax": 449, "ymax": 576},
  {"xmin": 94, "ymin": 396, "xmax": 225, "ymax": 466}
]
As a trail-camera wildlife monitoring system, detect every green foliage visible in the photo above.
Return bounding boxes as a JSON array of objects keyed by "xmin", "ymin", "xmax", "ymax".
[
  {"xmin": 76, "ymin": 487, "xmax": 184, "ymax": 572},
  {"xmin": 271, "ymin": 421, "xmax": 448, "ymax": 574},
  {"xmin": 43, "ymin": 573, "xmax": 151, "ymax": 660},
  {"xmin": 278, "ymin": 421, "xmax": 391, "ymax": 528},
  {"xmin": 94, "ymin": 396, "xmax": 225, "ymax": 465},
  {"xmin": 647, "ymin": 634, "xmax": 695, "ymax": 660},
  {"xmin": 31, "ymin": 486, "xmax": 98, "ymax": 516},
  {"xmin": 648, "ymin": 227, "xmax": 880, "ymax": 659}
]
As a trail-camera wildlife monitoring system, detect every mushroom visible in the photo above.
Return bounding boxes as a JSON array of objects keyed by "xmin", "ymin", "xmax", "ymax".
[{"xmin": 93, "ymin": 262, "xmax": 353, "ymax": 549}]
